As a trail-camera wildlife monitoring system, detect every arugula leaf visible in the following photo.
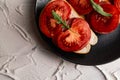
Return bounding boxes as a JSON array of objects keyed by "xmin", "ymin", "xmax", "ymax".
[
  {"xmin": 52, "ymin": 10, "xmax": 70, "ymax": 29},
  {"xmin": 90, "ymin": 0, "xmax": 112, "ymax": 17}
]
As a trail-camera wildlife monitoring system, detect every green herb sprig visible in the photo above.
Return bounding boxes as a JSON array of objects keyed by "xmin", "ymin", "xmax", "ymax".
[
  {"xmin": 52, "ymin": 10, "xmax": 70, "ymax": 29},
  {"xmin": 90, "ymin": 0, "xmax": 112, "ymax": 17}
]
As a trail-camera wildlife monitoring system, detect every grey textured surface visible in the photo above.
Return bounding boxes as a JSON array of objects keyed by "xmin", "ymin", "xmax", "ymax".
[{"xmin": 0, "ymin": 0, "xmax": 120, "ymax": 80}]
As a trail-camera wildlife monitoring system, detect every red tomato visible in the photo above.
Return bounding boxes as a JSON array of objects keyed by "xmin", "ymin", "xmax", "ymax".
[
  {"xmin": 114, "ymin": 0, "xmax": 120, "ymax": 13},
  {"xmin": 56, "ymin": 18, "xmax": 91, "ymax": 52},
  {"xmin": 114, "ymin": 0, "xmax": 120, "ymax": 23},
  {"xmin": 39, "ymin": 0, "xmax": 71, "ymax": 38},
  {"xmin": 52, "ymin": 18, "xmax": 75, "ymax": 46},
  {"xmin": 119, "ymin": 16, "xmax": 120, "ymax": 23},
  {"xmin": 67, "ymin": 0, "xmax": 99, "ymax": 15},
  {"xmin": 88, "ymin": 3, "xmax": 119, "ymax": 34},
  {"xmin": 51, "ymin": 25, "xmax": 63, "ymax": 45}
]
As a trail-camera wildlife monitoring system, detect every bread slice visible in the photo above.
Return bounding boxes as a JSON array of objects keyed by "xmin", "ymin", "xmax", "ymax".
[{"xmin": 74, "ymin": 44, "xmax": 91, "ymax": 54}]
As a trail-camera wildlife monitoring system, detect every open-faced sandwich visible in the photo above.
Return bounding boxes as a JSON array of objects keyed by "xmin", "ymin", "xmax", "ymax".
[{"xmin": 39, "ymin": 0, "xmax": 98, "ymax": 54}]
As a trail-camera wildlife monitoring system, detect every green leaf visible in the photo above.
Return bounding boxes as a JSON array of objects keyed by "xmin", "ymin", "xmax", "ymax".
[
  {"xmin": 90, "ymin": 0, "xmax": 112, "ymax": 17},
  {"xmin": 52, "ymin": 10, "xmax": 70, "ymax": 29}
]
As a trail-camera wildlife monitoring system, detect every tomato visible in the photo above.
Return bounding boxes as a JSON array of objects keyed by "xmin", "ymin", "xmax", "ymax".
[
  {"xmin": 51, "ymin": 25, "xmax": 63, "ymax": 45},
  {"xmin": 114, "ymin": 0, "xmax": 120, "ymax": 13},
  {"xmin": 52, "ymin": 18, "xmax": 75, "ymax": 45},
  {"xmin": 67, "ymin": 0, "xmax": 99, "ymax": 15},
  {"xmin": 88, "ymin": 3, "xmax": 119, "ymax": 34},
  {"xmin": 56, "ymin": 18, "xmax": 91, "ymax": 52},
  {"xmin": 119, "ymin": 16, "xmax": 120, "ymax": 23},
  {"xmin": 39, "ymin": 0, "xmax": 71, "ymax": 38},
  {"xmin": 114, "ymin": 0, "xmax": 120, "ymax": 23}
]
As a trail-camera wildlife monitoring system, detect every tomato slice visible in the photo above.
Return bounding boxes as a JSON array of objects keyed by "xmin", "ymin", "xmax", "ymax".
[
  {"xmin": 114, "ymin": 0, "xmax": 120, "ymax": 13},
  {"xmin": 67, "ymin": 0, "xmax": 99, "ymax": 15},
  {"xmin": 119, "ymin": 15, "xmax": 120, "ymax": 23},
  {"xmin": 39, "ymin": 0, "xmax": 71, "ymax": 38},
  {"xmin": 114, "ymin": 0, "xmax": 120, "ymax": 23},
  {"xmin": 56, "ymin": 18, "xmax": 91, "ymax": 52},
  {"xmin": 88, "ymin": 3, "xmax": 119, "ymax": 34}
]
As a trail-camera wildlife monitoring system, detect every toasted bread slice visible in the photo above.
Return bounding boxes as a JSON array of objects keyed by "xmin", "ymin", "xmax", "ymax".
[{"xmin": 74, "ymin": 44, "xmax": 91, "ymax": 54}]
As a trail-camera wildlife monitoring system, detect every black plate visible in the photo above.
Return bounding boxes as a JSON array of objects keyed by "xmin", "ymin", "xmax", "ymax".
[{"xmin": 35, "ymin": 0, "xmax": 120, "ymax": 65}]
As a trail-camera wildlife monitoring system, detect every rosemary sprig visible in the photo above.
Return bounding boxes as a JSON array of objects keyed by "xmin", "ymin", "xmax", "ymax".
[
  {"xmin": 90, "ymin": 0, "xmax": 112, "ymax": 17},
  {"xmin": 52, "ymin": 10, "xmax": 70, "ymax": 29}
]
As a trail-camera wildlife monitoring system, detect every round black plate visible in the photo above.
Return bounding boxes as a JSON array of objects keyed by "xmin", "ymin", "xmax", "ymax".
[{"xmin": 35, "ymin": 0, "xmax": 120, "ymax": 65}]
